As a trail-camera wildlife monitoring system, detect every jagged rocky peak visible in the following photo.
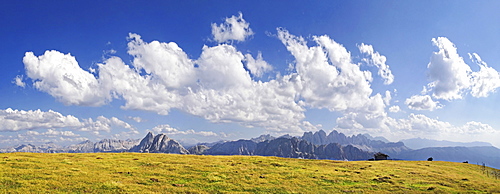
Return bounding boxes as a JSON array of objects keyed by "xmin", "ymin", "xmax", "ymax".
[
  {"xmin": 66, "ymin": 140, "xmax": 95, "ymax": 153},
  {"xmin": 302, "ymin": 130, "xmax": 328, "ymax": 145},
  {"xmin": 255, "ymin": 137, "xmax": 316, "ymax": 159},
  {"xmin": 93, "ymin": 139, "xmax": 139, "ymax": 152},
  {"xmin": 130, "ymin": 132, "xmax": 188, "ymax": 154},
  {"xmin": 188, "ymin": 145, "xmax": 210, "ymax": 155},
  {"xmin": 204, "ymin": 140, "xmax": 257, "ymax": 155},
  {"xmin": 15, "ymin": 144, "xmax": 43, "ymax": 153},
  {"xmin": 250, "ymin": 134, "xmax": 276, "ymax": 143},
  {"xmin": 130, "ymin": 132, "xmax": 154, "ymax": 153}
]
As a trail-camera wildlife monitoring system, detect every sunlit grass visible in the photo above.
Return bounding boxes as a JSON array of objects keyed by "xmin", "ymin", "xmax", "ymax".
[{"xmin": 0, "ymin": 152, "xmax": 498, "ymax": 193}]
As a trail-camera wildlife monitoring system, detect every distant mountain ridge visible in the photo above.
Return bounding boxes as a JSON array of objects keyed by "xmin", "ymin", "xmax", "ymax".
[
  {"xmin": 0, "ymin": 139, "xmax": 139, "ymax": 153},
  {"xmin": 401, "ymin": 138, "xmax": 493, "ymax": 150}
]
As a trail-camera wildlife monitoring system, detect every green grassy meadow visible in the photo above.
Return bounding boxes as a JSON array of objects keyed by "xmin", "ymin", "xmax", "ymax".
[{"xmin": 0, "ymin": 152, "xmax": 498, "ymax": 193}]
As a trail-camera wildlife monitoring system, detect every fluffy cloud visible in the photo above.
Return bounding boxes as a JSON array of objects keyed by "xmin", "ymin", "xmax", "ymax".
[
  {"xmin": 336, "ymin": 93, "xmax": 388, "ymax": 131},
  {"xmin": 13, "ymin": 75, "xmax": 25, "ymax": 88},
  {"xmin": 26, "ymin": 129, "xmax": 80, "ymax": 137},
  {"xmin": 196, "ymin": 44, "xmax": 253, "ymax": 89},
  {"xmin": 338, "ymin": 111, "xmax": 498, "ymax": 141},
  {"xmin": 211, "ymin": 12, "xmax": 254, "ymax": 43},
  {"xmin": 402, "ymin": 113, "xmax": 452, "ymax": 133},
  {"xmin": 23, "ymin": 51, "xmax": 110, "ymax": 106},
  {"xmin": 388, "ymin": 105, "xmax": 401, "ymax": 113},
  {"xmin": 0, "ymin": 129, "xmax": 88, "ymax": 146},
  {"xmin": 469, "ymin": 53, "xmax": 500, "ymax": 97},
  {"xmin": 425, "ymin": 37, "xmax": 500, "ymax": 100},
  {"xmin": 394, "ymin": 114, "xmax": 496, "ymax": 135},
  {"xmin": 128, "ymin": 116, "xmax": 144, "ymax": 123},
  {"xmin": 80, "ymin": 116, "xmax": 137, "ymax": 134},
  {"xmin": 0, "ymin": 108, "xmax": 136, "ymax": 134},
  {"xmin": 426, "ymin": 37, "xmax": 472, "ymax": 100},
  {"xmin": 405, "ymin": 95, "xmax": 443, "ymax": 111},
  {"xmin": 244, "ymin": 52, "xmax": 273, "ymax": 77},
  {"xmin": 0, "ymin": 108, "xmax": 81, "ymax": 131},
  {"xmin": 277, "ymin": 28, "xmax": 374, "ymax": 111},
  {"xmin": 459, "ymin": 121, "xmax": 497, "ymax": 134},
  {"xmin": 151, "ymin": 124, "xmax": 217, "ymax": 136},
  {"xmin": 13, "ymin": 130, "xmax": 88, "ymax": 145},
  {"xmin": 127, "ymin": 33, "xmax": 196, "ymax": 89},
  {"xmin": 358, "ymin": 43, "xmax": 394, "ymax": 85},
  {"xmin": 383, "ymin": 90, "xmax": 392, "ymax": 106}
]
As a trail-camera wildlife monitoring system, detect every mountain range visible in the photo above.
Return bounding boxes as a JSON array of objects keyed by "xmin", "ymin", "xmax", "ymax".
[
  {"xmin": 0, "ymin": 139, "xmax": 139, "ymax": 153},
  {"xmin": 400, "ymin": 138, "xmax": 493, "ymax": 150},
  {"xmin": 1, "ymin": 130, "xmax": 498, "ymax": 169},
  {"xmin": 301, "ymin": 130, "xmax": 411, "ymax": 155}
]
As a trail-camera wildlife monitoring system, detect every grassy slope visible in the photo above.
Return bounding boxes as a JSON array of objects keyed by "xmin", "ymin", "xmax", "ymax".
[{"xmin": 0, "ymin": 153, "xmax": 498, "ymax": 193}]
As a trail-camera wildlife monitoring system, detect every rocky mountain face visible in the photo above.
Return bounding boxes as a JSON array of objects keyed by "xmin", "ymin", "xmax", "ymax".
[
  {"xmin": 67, "ymin": 139, "xmax": 140, "ymax": 153},
  {"xmin": 187, "ymin": 145, "xmax": 210, "ymax": 155},
  {"xmin": 130, "ymin": 132, "xmax": 188, "ymax": 154},
  {"xmin": 97, "ymin": 139, "xmax": 138, "ymax": 152},
  {"xmin": 65, "ymin": 140, "xmax": 95, "ymax": 153},
  {"xmin": 254, "ymin": 137, "xmax": 316, "ymax": 159},
  {"xmin": 129, "ymin": 132, "xmax": 154, "ymax": 152},
  {"xmin": 259, "ymin": 137, "xmax": 372, "ymax": 160},
  {"xmin": 204, "ymin": 140, "xmax": 257, "ymax": 155},
  {"xmin": 301, "ymin": 130, "xmax": 411, "ymax": 155}
]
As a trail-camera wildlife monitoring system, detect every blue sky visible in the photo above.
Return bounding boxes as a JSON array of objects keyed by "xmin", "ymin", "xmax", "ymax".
[{"xmin": 1, "ymin": 1, "xmax": 500, "ymax": 147}]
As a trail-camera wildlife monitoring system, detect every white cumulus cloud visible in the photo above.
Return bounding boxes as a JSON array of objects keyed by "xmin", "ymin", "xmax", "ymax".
[
  {"xmin": 0, "ymin": 108, "xmax": 136, "ymax": 134},
  {"xmin": 426, "ymin": 37, "xmax": 472, "ymax": 100},
  {"xmin": 244, "ymin": 52, "xmax": 273, "ymax": 77},
  {"xmin": 151, "ymin": 124, "xmax": 218, "ymax": 136},
  {"xmin": 27, "ymin": 129, "xmax": 80, "ymax": 137},
  {"xmin": 405, "ymin": 95, "xmax": 443, "ymax": 111},
  {"xmin": 1, "ymin": 129, "xmax": 88, "ymax": 146},
  {"xmin": 388, "ymin": 105, "xmax": 401, "ymax": 113},
  {"xmin": 80, "ymin": 116, "xmax": 137, "ymax": 134},
  {"xmin": 469, "ymin": 53, "xmax": 500, "ymax": 98},
  {"xmin": 13, "ymin": 75, "xmax": 26, "ymax": 88},
  {"xmin": 23, "ymin": 51, "xmax": 110, "ymax": 106},
  {"xmin": 338, "ymin": 111, "xmax": 499, "ymax": 142},
  {"xmin": 0, "ymin": 108, "xmax": 81, "ymax": 131},
  {"xmin": 424, "ymin": 37, "xmax": 500, "ymax": 100},
  {"xmin": 128, "ymin": 116, "xmax": 144, "ymax": 123},
  {"xmin": 336, "ymin": 93, "xmax": 388, "ymax": 131},
  {"xmin": 127, "ymin": 33, "xmax": 197, "ymax": 89},
  {"xmin": 358, "ymin": 43, "xmax": 394, "ymax": 85},
  {"xmin": 277, "ymin": 28, "xmax": 374, "ymax": 111},
  {"xmin": 212, "ymin": 12, "xmax": 254, "ymax": 43}
]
